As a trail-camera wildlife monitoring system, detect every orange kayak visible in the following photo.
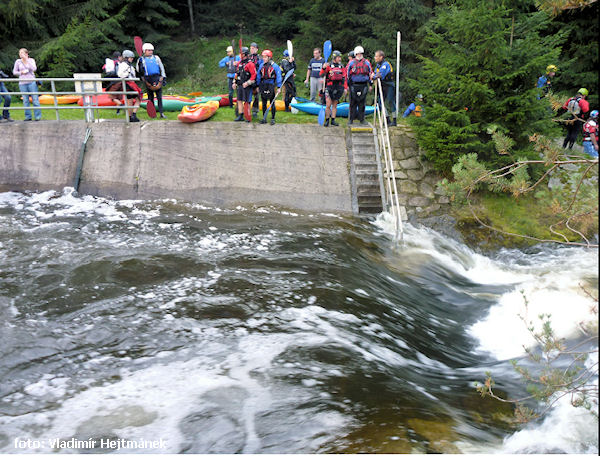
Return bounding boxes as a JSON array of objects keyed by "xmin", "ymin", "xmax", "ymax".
[
  {"xmin": 39, "ymin": 95, "xmax": 82, "ymax": 105},
  {"xmin": 258, "ymin": 99, "xmax": 286, "ymax": 111},
  {"xmin": 177, "ymin": 101, "xmax": 219, "ymax": 123}
]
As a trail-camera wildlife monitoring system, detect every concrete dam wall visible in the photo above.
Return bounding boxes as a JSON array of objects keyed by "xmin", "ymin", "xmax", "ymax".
[
  {"xmin": 0, "ymin": 121, "xmax": 353, "ymax": 213},
  {"xmin": 0, "ymin": 120, "xmax": 446, "ymax": 216}
]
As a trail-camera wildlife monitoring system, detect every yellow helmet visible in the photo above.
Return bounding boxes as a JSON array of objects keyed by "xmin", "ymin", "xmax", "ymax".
[
  {"xmin": 578, "ymin": 88, "xmax": 589, "ymax": 97},
  {"xmin": 546, "ymin": 64, "xmax": 557, "ymax": 73}
]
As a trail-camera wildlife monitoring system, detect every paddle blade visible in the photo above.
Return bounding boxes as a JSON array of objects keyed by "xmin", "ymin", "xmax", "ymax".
[
  {"xmin": 262, "ymin": 103, "xmax": 272, "ymax": 123},
  {"xmin": 146, "ymin": 99, "xmax": 157, "ymax": 118},
  {"xmin": 239, "ymin": 38, "xmax": 243, "ymax": 54},
  {"xmin": 134, "ymin": 36, "xmax": 143, "ymax": 56},
  {"xmin": 318, "ymin": 106, "xmax": 325, "ymax": 126},
  {"xmin": 323, "ymin": 40, "xmax": 332, "ymax": 61},
  {"xmin": 243, "ymin": 103, "xmax": 251, "ymax": 121},
  {"xmin": 287, "ymin": 40, "xmax": 293, "ymax": 58}
]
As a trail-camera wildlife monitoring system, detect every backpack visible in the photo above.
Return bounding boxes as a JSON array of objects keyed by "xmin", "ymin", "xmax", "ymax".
[{"xmin": 567, "ymin": 96, "xmax": 582, "ymax": 115}]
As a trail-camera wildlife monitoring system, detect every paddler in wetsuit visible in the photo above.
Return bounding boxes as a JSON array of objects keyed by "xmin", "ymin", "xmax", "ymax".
[
  {"xmin": 232, "ymin": 46, "xmax": 257, "ymax": 123},
  {"xmin": 249, "ymin": 42, "xmax": 261, "ymax": 118},
  {"xmin": 219, "ymin": 45, "xmax": 240, "ymax": 109},
  {"xmin": 257, "ymin": 49, "xmax": 282, "ymax": 125},
  {"xmin": 137, "ymin": 43, "xmax": 167, "ymax": 119},
  {"xmin": 280, "ymin": 50, "xmax": 296, "ymax": 112},
  {"xmin": 319, "ymin": 50, "xmax": 346, "ymax": 127}
]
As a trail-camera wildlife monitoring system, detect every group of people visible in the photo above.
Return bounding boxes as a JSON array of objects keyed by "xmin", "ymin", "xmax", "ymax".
[
  {"xmin": 537, "ymin": 64, "xmax": 598, "ymax": 157},
  {"xmin": 220, "ymin": 43, "xmax": 413, "ymax": 126},
  {"xmin": 102, "ymin": 43, "xmax": 167, "ymax": 122}
]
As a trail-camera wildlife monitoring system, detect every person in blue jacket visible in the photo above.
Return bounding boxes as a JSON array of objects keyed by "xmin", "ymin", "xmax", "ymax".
[
  {"xmin": 219, "ymin": 46, "xmax": 241, "ymax": 109},
  {"xmin": 373, "ymin": 50, "xmax": 396, "ymax": 126},
  {"xmin": 403, "ymin": 94, "xmax": 424, "ymax": 118},
  {"xmin": 256, "ymin": 49, "xmax": 283, "ymax": 125},
  {"xmin": 536, "ymin": 64, "xmax": 556, "ymax": 99}
]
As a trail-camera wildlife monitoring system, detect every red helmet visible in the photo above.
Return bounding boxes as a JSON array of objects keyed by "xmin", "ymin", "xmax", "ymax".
[{"xmin": 261, "ymin": 49, "xmax": 273, "ymax": 58}]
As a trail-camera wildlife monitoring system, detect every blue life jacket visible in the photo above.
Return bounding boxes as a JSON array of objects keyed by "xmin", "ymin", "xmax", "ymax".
[{"xmin": 142, "ymin": 56, "xmax": 161, "ymax": 76}]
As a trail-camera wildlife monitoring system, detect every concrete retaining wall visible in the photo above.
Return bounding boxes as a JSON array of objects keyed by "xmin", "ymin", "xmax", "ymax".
[{"xmin": 0, "ymin": 121, "xmax": 353, "ymax": 213}]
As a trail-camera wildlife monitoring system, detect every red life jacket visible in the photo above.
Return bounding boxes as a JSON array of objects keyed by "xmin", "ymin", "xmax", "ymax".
[
  {"xmin": 583, "ymin": 119, "xmax": 598, "ymax": 141},
  {"xmin": 349, "ymin": 59, "xmax": 370, "ymax": 77},
  {"xmin": 260, "ymin": 62, "xmax": 275, "ymax": 81},
  {"xmin": 326, "ymin": 64, "xmax": 345, "ymax": 86},
  {"xmin": 236, "ymin": 59, "xmax": 252, "ymax": 83}
]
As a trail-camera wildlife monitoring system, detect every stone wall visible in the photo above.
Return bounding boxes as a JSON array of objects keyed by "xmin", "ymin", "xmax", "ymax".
[{"xmin": 388, "ymin": 124, "xmax": 449, "ymax": 217}]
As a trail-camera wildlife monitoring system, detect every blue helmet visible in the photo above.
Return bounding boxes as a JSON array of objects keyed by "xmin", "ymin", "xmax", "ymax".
[
  {"xmin": 283, "ymin": 50, "xmax": 289, "ymax": 57},
  {"xmin": 590, "ymin": 110, "xmax": 599, "ymax": 119}
]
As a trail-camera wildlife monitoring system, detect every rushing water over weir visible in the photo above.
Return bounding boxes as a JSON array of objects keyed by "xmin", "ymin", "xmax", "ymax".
[{"xmin": 0, "ymin": 189, "xmax": 597, "ymax": 453}]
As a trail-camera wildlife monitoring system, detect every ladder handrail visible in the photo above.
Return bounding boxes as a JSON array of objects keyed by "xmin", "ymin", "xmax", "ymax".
[{"xmin": 374, "ymin": 78, "xmax": 404, "ymax": 241}]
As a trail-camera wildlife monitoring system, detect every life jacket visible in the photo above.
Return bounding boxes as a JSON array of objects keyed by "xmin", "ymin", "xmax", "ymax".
[
  {"xmin": 260, "ymin": 61, "xmax": 276, "ymax": 82},
  {"xmin": 236, "ymin": 59, "xmax": 252, "ymax": 83},
  {"xmin": 377, "ymin": 61, "xmax": 394, "ymax": 84},
  {"xmin": 583, "ymin": 119, "xmax": 598, "ymax": 141},
  {"xmin": 281, "ymin": 59, "xmax": 295, "ymax": 75},
  {"xmin": 225, "ymin": 56, "xmax": 236, "ymax": 74},
  {"xmin": 142, "ymin": 56, "xmax": 161, "ymax": 76},
  {"xmin": 567, "ymin": 95, "xmax": 583, "ymax": 116},
  {"xmin": 414, "ymin": 105, "xmax": 423, "ymax": 117},
  {"xmin": 104, "ymin": 58, "xmax": 119, "ymax": 78},
  {"xmin": 349, "ymin": 59, "xmax": 370, "ymax": 83},
  {"xmin": 249, "ymin": 53, "xmax": 260, "ymax": 70},
  {"xmin": 326, "ymin": 63, "xmax": 345, "ymax": 86}
]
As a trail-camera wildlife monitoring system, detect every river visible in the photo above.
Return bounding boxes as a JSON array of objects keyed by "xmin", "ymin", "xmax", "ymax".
[{"xmin": 0, "ymin": 188, "xmax": 597, "ymax": 453}]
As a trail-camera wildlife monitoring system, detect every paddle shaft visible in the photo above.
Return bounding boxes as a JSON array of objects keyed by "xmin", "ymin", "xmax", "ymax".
[{"xmin": 263, "ymin": 69, "xmax": 294, "ymax": 122}]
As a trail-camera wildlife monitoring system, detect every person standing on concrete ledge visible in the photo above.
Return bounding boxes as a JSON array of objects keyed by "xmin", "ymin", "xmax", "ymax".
[
  {"xmin": 249, "ymin": 42, "xmax": 261, "ymax": 117},
  {"xmin": 373, "ymin": 50, "xmax": 397, "ymax": 127},
  {"xmin": 219, "ymin": 46, "xmax": 240, "ymax": 109},
  {"xmin": 137, "ymin": 43, "xmax": 167, "ymax": 119},
  {"xmin": 232, "ymin": 47, "xmax": 257, "ymax": 123},
  {"xmin": 280, "ymin": 50, "xmax": 296, "ymax": 112},
  {"xmin": 118, "ymin": 50, "xmax": 143, "ymax": 122},
  {"xmin": 0, "ymin": 68, "xmax": 13, "ymax": 122},
  {"xmin": 319, "ymin": 50, "xmax": 346, "ymax": 127},
  {"xmin": 345, "ymin": 46, "xmax": 372, "ymax": 126},
  {"xmin": 305, "ymin": 48, "xmax": 325, "ymax": 102},
  {"xmin": 257, "ymin": 50, "xmax": 282, "ymax": 125},
  {"xmin": 13, "ymin": 48, "xmax": 41, "ymax": 121}
]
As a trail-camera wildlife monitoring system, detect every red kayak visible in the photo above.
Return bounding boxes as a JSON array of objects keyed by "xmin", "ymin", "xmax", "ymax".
[
  {"xmin": 177, "ymin": 101, "xmax": 219, "ymax": 123},
  {"xmin": 217, "ymin": 94, "xmax": 236, "ymax": 107}
]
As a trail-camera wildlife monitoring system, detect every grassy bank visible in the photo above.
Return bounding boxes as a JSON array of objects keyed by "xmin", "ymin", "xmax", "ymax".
[{"xmin": 450, "ymin": 192, "xmax": 598, "ymax": 249}]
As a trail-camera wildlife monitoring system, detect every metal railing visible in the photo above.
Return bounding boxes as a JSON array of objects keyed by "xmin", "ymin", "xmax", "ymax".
[
  {"xmin": 0, "ymin": 77, "xmax": 140, "ymax": 122},
  {"xmin": 374, "ymin": 78, "xmax": 404, "ymax": 241}
]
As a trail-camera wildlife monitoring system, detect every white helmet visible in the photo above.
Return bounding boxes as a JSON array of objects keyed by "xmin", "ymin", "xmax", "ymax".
[
  {"xmin": 142, "ymin": 43, "xmax": 154, "ymax": 52},
  {"xmin": 354, "ymin": 45, "xmax": 364, "ymax": 55}
]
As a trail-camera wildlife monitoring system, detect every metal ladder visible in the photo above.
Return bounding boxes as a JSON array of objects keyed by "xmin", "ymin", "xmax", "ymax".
[{"xmin": 373, "ymin": 78, "xmax": 404, "ymax": 241}]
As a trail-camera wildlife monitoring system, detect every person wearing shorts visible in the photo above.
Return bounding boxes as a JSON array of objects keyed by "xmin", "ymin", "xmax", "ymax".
[{"xmin": 319, "ymin": 50, "xmax": 346, "ymax": 126}]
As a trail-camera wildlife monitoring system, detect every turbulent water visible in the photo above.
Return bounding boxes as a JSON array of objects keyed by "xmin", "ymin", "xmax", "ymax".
[{"xmin": 0, "ymin": 188, "xmax": 597, "ymax": 454}]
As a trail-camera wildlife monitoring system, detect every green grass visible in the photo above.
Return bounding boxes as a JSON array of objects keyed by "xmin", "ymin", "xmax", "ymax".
[
  {"xmin": 451, "ymin": 191, "xmax": 598, "ymax": 247},
  {"xmin": 5, "ymin": 98, "xmax": 363, "ymax": 126}
]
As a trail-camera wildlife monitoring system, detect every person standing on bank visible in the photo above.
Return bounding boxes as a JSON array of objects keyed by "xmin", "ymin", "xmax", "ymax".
[
  {"xmin": 345, "ymin": 46, "xmax": 372, "ymax": 125},
  {"xmin": 118, "ymin": 50, "xmax": 143, "ymax": 122},
  {"xmin": 561, "ymin": 88, "xmax": 590, "ymax": 149},
  {"xmin": 249, "ymin": 42, "xmax": 261, "ymax": 118},
  {"xmin": 219, "ymin": 46, "xmax": 241, "ymax": 109},
  {"xmin": 0, "ymin": 68, "xmax": 13, "ymax": 122},
  {"xmin": 137, "ymin": 43, "xmax": 167, "ymax": 119},
  {"xmin": 280, "ymin": 50, "xmax": 296, "ymax": 112},
  {"xmin": 305, "ymin": 48, "xmax": 325, "ymax": 102},
  {"xmin": 13, "ymin": 48, "xmax": 41, "ymax": 121},
  {"xmin": 373, "ymin": 50, "xmax": 397, "ymax": 126},
  {"xmin": 346, "ymin": 50, "xmax": 357, "ymax": 121},
  {"xmin": 582, "ymin": 109, "xmax": 599, "ymax": 158},
  {"xmin": 257, "ymin": 50, "xmax": 282, "ymax": 125},
  {"xmin": 319, "ymin": 50, "xmax": 346, "ymax": 127},
  {"xmin": 232, "ymin": 46, "xmax": 257, "ymax": 123}
]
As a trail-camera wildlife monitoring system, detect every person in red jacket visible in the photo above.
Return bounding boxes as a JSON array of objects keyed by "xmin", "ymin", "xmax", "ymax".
[
  {"xmin": 319, "ymin": 50, "xmax": 346, "ymax": 127},
  {"xmin": 232, "ymin": 47, "xmax": 257, "ymax": 122},
  {"xmin": 562, "ymin": 88, "xmax": 590, "ymax": 149}
]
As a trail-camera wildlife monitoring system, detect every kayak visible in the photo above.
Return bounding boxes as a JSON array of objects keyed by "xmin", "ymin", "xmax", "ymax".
[
  {"xmin": 77, "ymin": 94, "xmax": 117, "ymax": 106},
  {"xmin": 141, "ymin": 95, "xmax": 224, "ymax": 111},
  {"xmin": 216, "ymin": 94, "xmax": 237, "ymax": 107},
  {"xmin": 39, "ymin": 95, "xmax": 81, "ymax": 105},
  {"xmin": 290, "ymin": 101, "xmax": 375, "ymax": 117},
  {"xmin": 258, "ymin": 99, "xmax": 286, "ymax": 111},
  {"xmin": 177, "ymin": 101, "xmax": 219, "ymax": 123}
]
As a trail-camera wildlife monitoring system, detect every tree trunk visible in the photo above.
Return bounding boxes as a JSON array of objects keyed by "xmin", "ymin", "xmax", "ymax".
[{"xmin": 188, "ymin": 0, "xmax": 195, "ymax": 34}]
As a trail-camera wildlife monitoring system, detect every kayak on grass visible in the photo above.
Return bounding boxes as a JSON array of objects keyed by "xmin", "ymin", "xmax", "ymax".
[
  {"xmin": 141, "ymin": 95, "xmax": 225, "ymax": 112},
  {"xmin": 39, "ymin": 95, "xmax": 81, "ymax": 105},
  {"xmin": 76, "ymin": 94, "xmax": 117, "ymax": 106},
  {"xmin": 258, "ymin": 99, "xmax": 286, "ymax": 111},
  {"xmin": 290, "ymin": 101, "xmax": 375, "ymax": 117},
  {"xmin": 177, "ymin": 101, "xmax": 219, "ymax": 123}
]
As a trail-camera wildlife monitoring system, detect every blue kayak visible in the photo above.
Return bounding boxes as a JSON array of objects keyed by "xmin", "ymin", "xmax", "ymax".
[{"xmin": 290, "ymin": 101, "xmax": 375, "ymax": 117}]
